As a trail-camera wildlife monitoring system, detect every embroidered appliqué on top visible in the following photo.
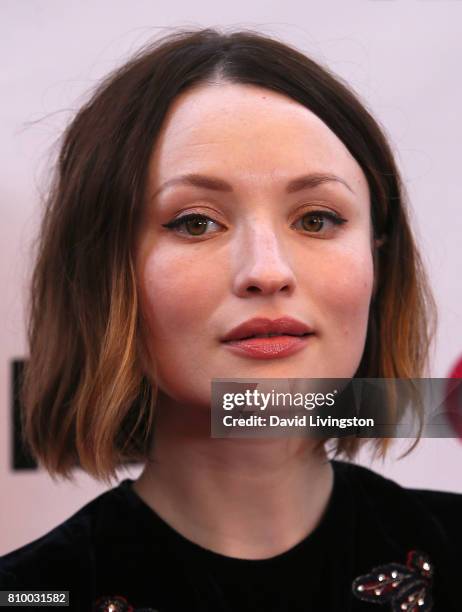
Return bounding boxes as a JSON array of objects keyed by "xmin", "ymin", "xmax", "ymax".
[
  {"xmin": 92, "ymin": 594, "xmax": 158, "ymax": 612},
  {"xmin": 351, "ymin": 549, "xmax": 433, "ymax": 611}
]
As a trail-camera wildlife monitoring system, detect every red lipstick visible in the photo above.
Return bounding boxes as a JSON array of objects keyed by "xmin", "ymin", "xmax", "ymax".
[{"xmin": 221, "ymin": 316, "xmax": 314, "ymax": 360}]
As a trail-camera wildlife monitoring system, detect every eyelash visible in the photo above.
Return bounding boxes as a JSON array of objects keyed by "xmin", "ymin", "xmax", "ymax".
[{"xmin": 162, "ymin": 210, "xmax": 348, "ymax": 238}]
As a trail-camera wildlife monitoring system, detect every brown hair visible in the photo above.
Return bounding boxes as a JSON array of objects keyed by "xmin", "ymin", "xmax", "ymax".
[{"xmin": 21, "ymin": 27, "xmax": 437, "ymax": 483}]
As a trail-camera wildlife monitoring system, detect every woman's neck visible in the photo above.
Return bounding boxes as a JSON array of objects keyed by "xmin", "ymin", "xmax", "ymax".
[{"xmin": 132, "ymin": 395, "xmax": 334, "ymax": 560}]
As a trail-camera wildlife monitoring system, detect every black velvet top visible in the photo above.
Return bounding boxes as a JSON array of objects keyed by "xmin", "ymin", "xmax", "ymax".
[{"xmin": 1, "ymin": 459, "xmax": 461, "ymax": 612}]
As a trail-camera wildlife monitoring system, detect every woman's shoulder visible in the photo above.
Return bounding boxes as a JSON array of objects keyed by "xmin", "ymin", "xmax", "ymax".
[
  {"xmin": 332, "ymin": 458, "xmax": 462, "ymax": 549},
  {"xmin": 333, "ymin": 458, "xmax": 462, "ymax": 509},
  {"xmin": 0, "ymin": 481, "xmax": 130, "ymax": 592},
  {"xmin": 330, "ymin": 460, "xmax": 462, "ymax": 610},
  {"xmin": 333, "ymin": 458, "xmax": 462, "ymax": 505}
]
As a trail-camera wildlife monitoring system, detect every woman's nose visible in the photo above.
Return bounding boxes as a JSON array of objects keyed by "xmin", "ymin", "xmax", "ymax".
[{"xmin": 231, "ymin": 225, "xmax": 297, "ymax": 298}]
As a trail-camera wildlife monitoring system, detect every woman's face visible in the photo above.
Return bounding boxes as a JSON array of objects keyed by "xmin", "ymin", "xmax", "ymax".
[{"xmin": 135, "ymin": 82, "xmax": 375, "ymax": 408}]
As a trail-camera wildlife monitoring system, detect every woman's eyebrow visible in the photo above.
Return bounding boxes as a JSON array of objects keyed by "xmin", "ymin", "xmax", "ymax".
[{"xmin": 152, "ymin": 172, "xmax": 355, "ymax": 199}]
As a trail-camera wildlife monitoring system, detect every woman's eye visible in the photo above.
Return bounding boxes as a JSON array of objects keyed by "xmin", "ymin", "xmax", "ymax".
[
  {"xmin": 162, "ymin": 213, "xmax": 222, "ymax": 237},
  {"xmin": 162, "ymin": 210, "xmax": 347, "ymax": 239},
  {"xmin": 293, "ymin": 210, "xmax": 347, "ymax": 235}
]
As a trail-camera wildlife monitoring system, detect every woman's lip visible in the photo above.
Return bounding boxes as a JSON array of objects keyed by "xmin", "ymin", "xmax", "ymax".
[{"xmin": 222, "ymin": 334, "xmax": 313, "ymax": 359}]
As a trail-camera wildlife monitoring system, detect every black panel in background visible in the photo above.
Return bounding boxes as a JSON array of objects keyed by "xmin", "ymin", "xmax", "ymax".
[
  {"xmin": 11, "ymin": 359, "xmax": 38, "ymax": 470},
  {"xmin": 10, "ymin": 359, "xmax": 141, "ymax": 472}
]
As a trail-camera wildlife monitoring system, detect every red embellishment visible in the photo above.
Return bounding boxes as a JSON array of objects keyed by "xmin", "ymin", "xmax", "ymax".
[
  {"xmin": 351, "ymin": 549, "xmax": 433, "ymax": 611},
  {"xmin": 92, "ymin": 594, "xmax": 157, "ymax": 612}
]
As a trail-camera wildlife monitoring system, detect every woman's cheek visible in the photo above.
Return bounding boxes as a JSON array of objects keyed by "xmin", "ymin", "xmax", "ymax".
[
  {"xmin": 321, "ymin": 248, "xmax": 374, "ymax": 335},
  {"xmin": 137, "ymin": 246, "xmax": 221, "ymax": 340}
]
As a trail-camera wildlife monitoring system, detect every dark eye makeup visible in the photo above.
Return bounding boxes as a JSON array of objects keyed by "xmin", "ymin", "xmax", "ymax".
[{"xmin": 162, "ymin": 210, "xmax": 348, "ymax": 238}]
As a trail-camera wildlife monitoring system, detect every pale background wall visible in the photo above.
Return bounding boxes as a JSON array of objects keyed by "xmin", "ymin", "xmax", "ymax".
[{"xmin": 1, "ymin": 0, "xmax": 461, "ymax": 555}]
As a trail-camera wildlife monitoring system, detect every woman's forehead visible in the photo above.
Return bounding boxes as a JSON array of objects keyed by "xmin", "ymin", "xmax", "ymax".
[{"xmin": 148, "ymin": 82, "xmax": 369, "ymax": 199}]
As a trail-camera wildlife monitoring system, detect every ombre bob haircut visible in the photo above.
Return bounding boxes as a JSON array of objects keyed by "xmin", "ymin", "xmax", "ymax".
[{"xmin": 21, "ymin": 27, "xmax": 437, "ymax": 483}]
